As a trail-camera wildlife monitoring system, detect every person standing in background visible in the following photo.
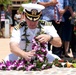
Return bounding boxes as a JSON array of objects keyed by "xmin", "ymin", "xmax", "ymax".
[
  {"xmin": 20, "ymin": 10, "xmax": 26, "ymax": 22},
  {"xmin": 51, "ymin": 0, "xmax": 69, "ymax": 58},
  {"xmin": 0, "ymin": 4, "xmax": 6, "ymax": 38},
  {"xmin": 68, "ymin": 0, "xmax": 76, "ymax": 59},
  {"xmin": 14, "ymin": 10, "xmax": 21, "ymax": 25},
  {"xmin": 37, "ymin": 0, "xmax": 68, "ymax": 58},
  {"xmin": 62, "ymin": 9, "xmax": 72, "ymax": 57},
  {"xmin": 6, "ymin": 4, "xmax": 13, "ymax": 36},
  {"xmin": 6, "ymin": 4, "xmax": 13, "ymax": 26},
  {"xmin": 37, "ymin": 0, "xmax": 60, "ymax": 51}
]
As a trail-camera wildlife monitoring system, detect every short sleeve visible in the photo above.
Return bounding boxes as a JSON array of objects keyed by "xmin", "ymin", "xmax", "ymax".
[
  {"xmin": 37, "ymin": 0, "xmax": 43, "ymax": 2},
  {"xmin": 43, "ymin": 25, "xmax": 59, "ymax": 37},
  {"xmin": 10, "ymin": 28, "xmax": 22, "ymax": 43}
]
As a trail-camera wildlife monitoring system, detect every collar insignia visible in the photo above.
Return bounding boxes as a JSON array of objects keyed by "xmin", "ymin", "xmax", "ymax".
[{"xmin": 31, "ymin": 9, "xmax": 38, "ymax": 16}]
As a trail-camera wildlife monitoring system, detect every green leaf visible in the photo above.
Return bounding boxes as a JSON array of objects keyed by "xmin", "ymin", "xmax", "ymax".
[{"xmin": 72, "ymin": 63, "xmax": 76, "ymax": 68}]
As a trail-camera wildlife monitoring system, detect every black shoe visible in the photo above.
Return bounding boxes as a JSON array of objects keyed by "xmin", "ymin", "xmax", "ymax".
[
  {"xmin": 65, "ymin": 55, "xmax": 70, "ymax": 58},
  {"xmin": 68, "ymin": 49, "xmax": 70, "ymax": 53},
  {"xmin": 59, "ymin": 55, "xmax": 64, "ymax": 58}
]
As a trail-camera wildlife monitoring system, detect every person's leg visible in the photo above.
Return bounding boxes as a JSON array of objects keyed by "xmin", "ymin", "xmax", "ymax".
[
  {"xmin": 70, "ymin": 32, "xmax": 76, "ymax": 58},
  {"xmin": 4, "ymin": 53, "xmax": 18, "ymax": 62},
  {"xmin": 8, "ymin": 16, "xmax": 13, "ymax": 37},
  {"xmin": 70, "ymin": 25, "xmax": 76, "ymax": 58},
  {"xmin": 1, "ymin": 21, "xmax": 5, "ymax": 38},
  {"xmin": 0, "ymin": 22, "xmax": 2, "ymax": 37},
  {"xmin": 52, "ymin": 21, "xmax": 63, "ymax": 58},
  {"xmin": 52, "ymin": 47, "xmax": 63, "ymax": 57},
  {"xmin": 46, "ymin": 51, "xmax": 61, "ymax": 62},
  {"xmin": 64, "ymin": 41, "xmax": 70, "ymax": 57},
  {"xmin": 62, "ymin": 19, "xmax": 72, "ymax": 57}
]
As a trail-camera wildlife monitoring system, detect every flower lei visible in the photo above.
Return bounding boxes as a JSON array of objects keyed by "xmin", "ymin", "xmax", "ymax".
[
  {"xmin": 0, "ymin": 21, "xmax": 53, "ymax": 71},
  {"xmin": 1, "ymin": 21, "xmax": 76, "ymax": 70},
  {"xmin": 54, "ymin": 4, "xmax": 62, "ymax": 24}
]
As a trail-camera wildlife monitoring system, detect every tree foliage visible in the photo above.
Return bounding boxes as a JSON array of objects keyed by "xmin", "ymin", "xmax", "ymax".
[
  {"xmin": 0, "ymin": 0, "xmax": 12, "ymax": 9},
  {"xmin": 19, "ymin": 0, "xmax": 31, "ymax": 13},
  {"xmin": 0, "ymin": 0, "xmax": 12, "ymax": 5}
]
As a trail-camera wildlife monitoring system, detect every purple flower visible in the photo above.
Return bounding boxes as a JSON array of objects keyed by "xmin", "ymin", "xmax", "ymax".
[
  {"xmin": 41, "ymin": 48, "xmax": 46, "ymax": 52},
  {"xmin": 0, "ymin": 37, "xmax": 50, "ymax": 71},
  {"xmin": 32, "ymin": 39, "xmax": 38, "ymax": 45},
  {"xmin": 41, "ymin": 64, "xmax": 46, "ymax": 70},
  {"xmin": 26, "ymin": 64, "xmax": 36, "ymax": 71},
  {"xmin": 0, "ymin": 63, "xmax": 6, "ymax": 70},
  {"xmin": 37, "ymin": 54, "xmax": 44, "ymax": 62},
  {"xmin": 7, "ymin": 64, "xmax": 16, "ymax": 70},
  {"xmin": 17, "ymin": 64, "xmax": 25, "ymax": 70}
]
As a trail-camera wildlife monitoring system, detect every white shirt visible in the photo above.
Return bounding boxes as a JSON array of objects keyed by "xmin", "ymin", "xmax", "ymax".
[
  {"xmin": 10, "ymin": 24, "xmax": 59, "ymax": 51},
  {"xmin": 14, "ymin": 14, "xmax": 21, "ymax": 23},
  {"xmin": 5, "ymin": 23, "xmax": 60, "ymax": 62}
]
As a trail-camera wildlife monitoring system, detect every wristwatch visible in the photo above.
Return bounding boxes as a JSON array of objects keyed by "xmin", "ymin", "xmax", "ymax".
[{"xmin": 49, "ymin": 35, "xmax": 53, "ymax": 42}]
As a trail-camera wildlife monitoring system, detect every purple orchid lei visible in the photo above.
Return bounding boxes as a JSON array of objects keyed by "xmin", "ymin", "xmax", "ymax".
[
  {"xmin": 0, "ymin": 38, "xmax": 53, "ymax": 71},
  {"xmin": 0, "ymin": 21, "xmax": 54, "ymax": 71}
]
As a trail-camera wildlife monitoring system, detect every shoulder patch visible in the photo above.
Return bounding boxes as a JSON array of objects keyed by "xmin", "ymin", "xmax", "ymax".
[
  {"xmin": 39, "ymin": 20, "xmax": 52, "ymax": 26},
  {"xmin": 14, "ymin": 24, "xmax": 22, "ymax": 30},
  {"xmin": 45, "ymin": 21, "xmax": 52, "ymax": 26},
  {"xmin": 14, "ymin": 21, "xmax": 26, "ymax": 30}
]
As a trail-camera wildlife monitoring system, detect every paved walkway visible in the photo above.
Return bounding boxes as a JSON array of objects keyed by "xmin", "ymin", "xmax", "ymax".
[
  {"xmin": 0, "ymin": 68, "xmax": 76, "ymax": 75},
  {"xmin": 0, "ymin": 26, "xmax": 14, "ymax": 61},
  {"xmin": 0, "ymin": 38, "xmax": 11, "ymax": 62}
]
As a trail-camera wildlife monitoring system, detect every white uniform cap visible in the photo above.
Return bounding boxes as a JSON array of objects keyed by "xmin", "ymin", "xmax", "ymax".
[
  {"xmin": 21, "ymin": 3, "xmax": 45, "ymax": 21},
  {"xmin": 21, "ymin": 3, "xmax": 45, "ymax": 12}
]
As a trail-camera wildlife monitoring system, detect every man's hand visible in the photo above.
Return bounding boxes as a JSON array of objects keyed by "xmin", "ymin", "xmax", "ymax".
[
  {"xmin": 51, "ymin": 0, "xmax": 58, "ymax": 6},
  {"xmin": 23, "ymin": 50, "xmax": 36, "ymax": 61},
  {"xmin": 59, "ymin": 9, "xmax": 65, "ymax": 15},
  {"xmin": 72, "ymin": 12, "xmax": 76, "ymax": 18},
  {"xmin": 35, "ymin": 34, "xmax": 51, "ymax": 43}
]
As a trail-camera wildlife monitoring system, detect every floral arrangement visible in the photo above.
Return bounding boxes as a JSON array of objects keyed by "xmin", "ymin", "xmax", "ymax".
[
  {"xmin": 0, "ymin": 20, "xmax": 76, "ymax": 71},
  {"xmin": 0, "ymin": 20, "xmax": 54, "ymax": 71},
  {"xmin": 1, "ymin": 55, "xmax": 76, "ymax": 71},
  {"xmin": 0, "ymin": 38, "xmax": 53, "ymax": 71}
]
